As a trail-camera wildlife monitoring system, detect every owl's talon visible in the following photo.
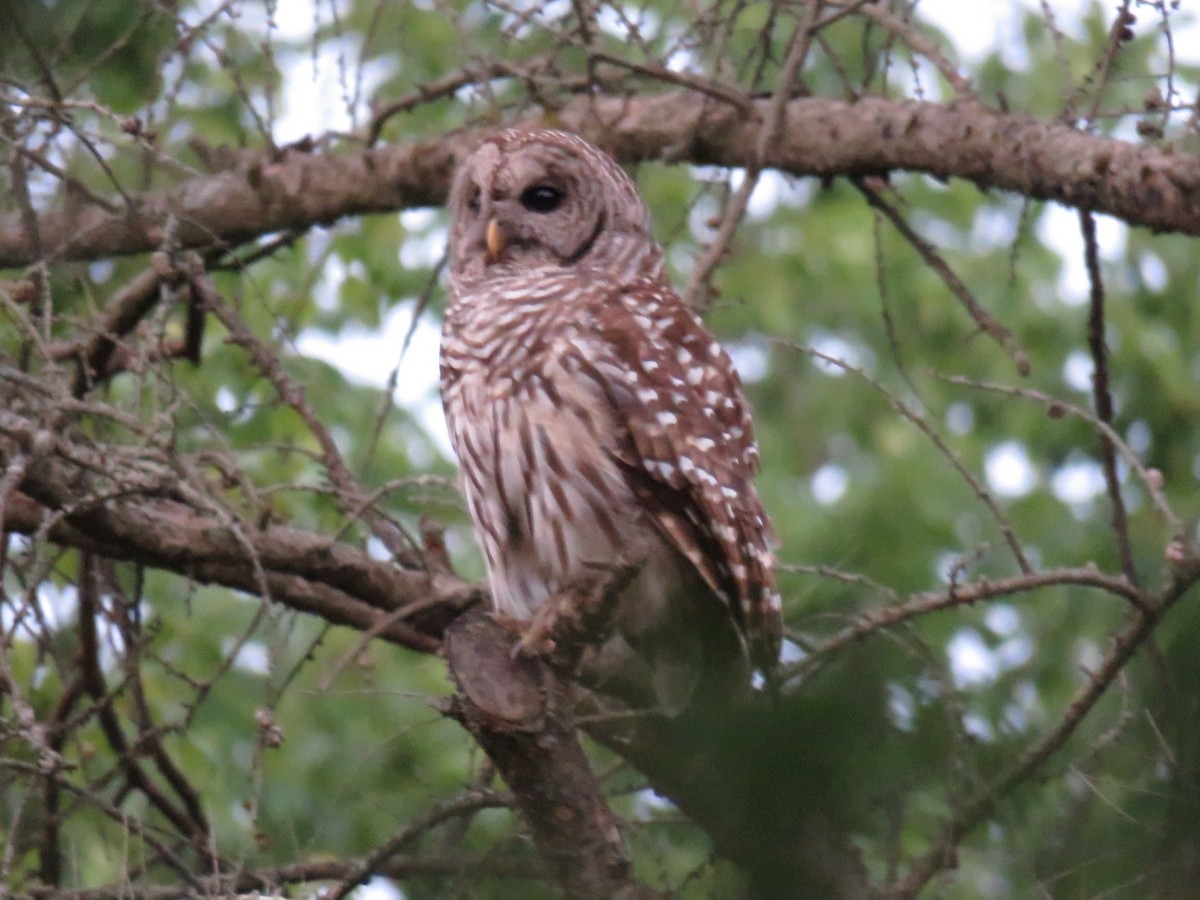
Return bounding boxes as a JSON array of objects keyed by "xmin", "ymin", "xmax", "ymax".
[{"xmin": 516, "ymin": 634, "xmax": 556, "ymax": 659}]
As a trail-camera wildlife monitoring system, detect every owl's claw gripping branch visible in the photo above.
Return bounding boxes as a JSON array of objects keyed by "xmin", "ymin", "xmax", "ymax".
[{"xmin": 512, "ymin": 559, "xmax": 641, "ymax": 663}]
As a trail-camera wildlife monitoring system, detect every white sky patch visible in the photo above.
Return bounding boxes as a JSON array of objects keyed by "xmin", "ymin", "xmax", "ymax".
[
  {"xmin": 808, "ymin": 332, "xmax": 870, "ymax": 375},
  {"xmin": 945, "ymin": 402, "xmax": 974, "ymax": 436},
  {"xmin": 1, "ymin": 583, "xmax": 79, "ymax": 635},
  {"xmin": 994, "ymin": 634, "xmax": 1033, "ymax": 670},
  {"xmin": 295, "ymin": 303, "xmax": 453, "ymax": 456},
  {"xmin": 984, "ymin": 440, "xmax": 1037, "ymax": 498},
  {"xmin": 268, "ymin": 0, "xmax": 394, "ymax": 143},
  {"xmin": 1052, "ymin": 455, "xmax": 1107, "ymax": 502},
  {"xmin": 297, "ymin": 302, "xmax": 437, "ymax": 405},
  {"xmin": 948, "ymin": 625, "xmax": 1032, "ymax": 690},
  {"xmin": 354, "ymin": 876, "xmax": 406, "ymax": 900},
  {"xmin": 984, "ymin": 603, "xmax": 1020, "ymax": 637},
  {"xmin": 948, "ymin": 628, "xmax": 997, "ymax": 687},
  {"xmin": 1062, "ymin": 349, "xmax": 1094, "ymax": 392},
  {"xmin": 1074, "ymin": 638, "xmax": 1104, "ymax": 678},
  {"xmin": 811, "ymin": 463, "xmax": 849, "ymax": 505},
  {"xmin": 276, "ymin": 43, "xmax": 394, "ymax": 143},
  {"xmin": 596, "ymin": 5, "xmax": 660, "ymax": 42},
  {"xmin": 1127, "ymin": 420, "xmax": 1151, "ymax": 455},
  {"xmin": 399, "ymin": 224, "xmax": 449, "ymax": 270},
  {"xmin": 887, "ymin": 682, "xmax": 916, "ymax": 732},
  {"xmin": 779, "ymin": 637, "xmax": 806, "ymax": 665},
  {"xmin": 726, "ymin": 336, "xmax": 770, "ymax": 383},
  {"xmin": 229, "ymin": 640, "xmax": 271, "ymax": 676},
  {"xmin": 728, "ymin": 168, "xmax": 791, "ymax": 220},
  {"xmin": 934, "ymin": 550, "xmax": 962, "ymax": 584},
  {"xmin": 1004, "ymin": 678, "xmax": 1042, "ymax": 734},
  {"xmin": 917, "ymin": 0, "xmax": 1200, "ymax": 69},
  {"xmin": 632, "ymin": 786, "xmax": 677, "ymax": 820},
  {"xmin": 1037, "ymin": 205, "xmax": 1127, "ymax": 306},
  {"xmin": 970, "ymin": 203, "xmax": 1018, "ymax": 252},
  {"xmin": 911, "ymin": 211, "xmax": 965, "ymax": 252},
  {"xmin": 915, "ymin": 0, "xmax": 1033, "ymax": 65},
  {"xmin": 666, "ymin": 46, "xmax": 698, "ymax": 73},
  {"xmin": 1139, "ymin": 252, "xmax": 1168, "ymax": 292}
]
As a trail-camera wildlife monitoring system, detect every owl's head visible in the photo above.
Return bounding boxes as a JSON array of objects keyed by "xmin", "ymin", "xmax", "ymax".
[{"xmin": 447, "ymin": 129, "xmax": 663, "ymax": 287}]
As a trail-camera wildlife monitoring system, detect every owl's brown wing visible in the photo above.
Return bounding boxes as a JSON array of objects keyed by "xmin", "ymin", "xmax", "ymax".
[{"xmin": 569, "ymin": 278, "xmax": 782, "ymax": 672}]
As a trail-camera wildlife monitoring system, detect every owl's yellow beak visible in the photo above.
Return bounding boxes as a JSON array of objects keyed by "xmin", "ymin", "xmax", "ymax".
[{"xmin": 485, "ymin": 219, "xmax": 507, "ymax": 263}]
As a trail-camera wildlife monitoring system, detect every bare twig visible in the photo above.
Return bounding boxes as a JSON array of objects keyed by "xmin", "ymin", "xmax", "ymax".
[
  {"xmin": 940, "ymin": 375, "xmax": 1183, "ymax": 539},
  {"xmin": 328, "ymin": 789, "xmax": 512, "ymax": 900},
  {"xmin": 76, "ymin": 556, "xmax": 214, "ymax": 859},
  {"xmin": 685, "ymin": 4, "xmax": 822, "ymax": 308},
  {"xmin": 1079, "ymin": 209, "xmax": 1137, "ymax": 583},
  {"xmin": 189, "ymin": 257, "xmax": 421, "ymax": 565},
  {"xmin": 892, "ymin": 560, "xmax": 1200, "ymax": 898},
  {"xmin": 783, "ymin": 566, "xmax": 1141, "ymax": 683},
  {"xmin": 780, "ymin": 341, "xmax": 1033, "ymax": 572},
  {"xmin": 856, "ymin": 178, "xmax": 1031, "ymax": 376}
]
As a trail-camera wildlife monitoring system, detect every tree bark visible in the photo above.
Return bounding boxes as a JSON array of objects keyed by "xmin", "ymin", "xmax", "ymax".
[
  {"xmin": 2, "ymin": 92, "xmax": 1196, "ymax": 269},
  {"xmin": 444, "ymin": 612, "xmax": 660, "ymax": 900}
]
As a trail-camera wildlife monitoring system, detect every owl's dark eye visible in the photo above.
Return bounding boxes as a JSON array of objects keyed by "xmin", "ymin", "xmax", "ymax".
[
  {"xmin": 519, "ymin": 184, "xmax": 565, "ymax": 213},
  {"xmin": 466, "ymin": 187, "xmax": 481, "ymax": 213}
]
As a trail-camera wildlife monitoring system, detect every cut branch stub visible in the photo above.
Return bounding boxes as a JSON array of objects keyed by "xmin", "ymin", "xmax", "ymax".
[{"xmin": 445, "ymin": 611, "xmax": 545, "ymax": 724}]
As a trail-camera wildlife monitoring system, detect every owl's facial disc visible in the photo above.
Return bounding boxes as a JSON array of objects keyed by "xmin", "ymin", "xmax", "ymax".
[
  {"xmin": 448, "ymin": 129, "xmax": 663, "ymax": 286},
  {"xmin": 486, "ymin": 168, "xmax": 599, "ymax": 268}
]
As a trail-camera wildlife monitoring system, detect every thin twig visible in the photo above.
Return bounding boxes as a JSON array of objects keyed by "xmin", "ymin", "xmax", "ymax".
[
  {"xmin": 782, "ymin": 566, "xmax": 1141, "ymax": 684},
  {"xmin": 190, "ymin": 256, "xmax": 421, "ymax": 565},
  {"xmin": 892, "ymin": 561, "xmax": 1200, "ymax": 897},
  {"xmin": 857, "ymin": 178, "xmax": 1030, "ymax": 376},
  {"xmin": 940, "ymin": 374, "xmax": 1182, "ymax": 539},
  {"xmin": 1079, "ymin": 209, "xmax": 1137, "ymax": 583},
  {"xmin": 685, "ymin": 3, "xmax": 823, "ymax": 308},
  {"xmin": 327, "ymin": 789, "xmax": 512, "ymax": 900},
  {"xmin": 854, "ymin": 1, "xmax": 977, "ymax": 100},
  {"xmin": 780, "ymin": 341, "xmax": 1033, "ymax": 572}
]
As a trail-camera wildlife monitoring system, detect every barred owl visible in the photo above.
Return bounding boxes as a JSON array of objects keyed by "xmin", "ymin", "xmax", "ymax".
[{"xmin": 440, "ymin": 128, "xmax": 781, "ymax": 711}]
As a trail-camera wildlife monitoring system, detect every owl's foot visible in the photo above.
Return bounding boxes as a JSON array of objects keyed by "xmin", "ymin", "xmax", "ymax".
[
  {"xmin": 511, "ymin": 560, "xmax": 641, "ymax": 663},
  {"xmin": 514, "ymin": 601, "xmax": 562, "ymax": 658}
]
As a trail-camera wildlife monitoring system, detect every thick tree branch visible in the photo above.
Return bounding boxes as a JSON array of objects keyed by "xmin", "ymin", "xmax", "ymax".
[
  {"xmin": 446, "ymin": 576, "xmax": 877, "ymax": 899},
  {"xmin": 444, "ymin": 612, "xmax": 658, "ymax": 900},
  {"xmin": 0, "ymin": 409, "xmax": 473, "ymax": 652},
  {"xmin": 2, "ymin": 92, "xmax": 1198, "ymax": 269},
  {"xmin": 2, "ymin": 488, "xmax": 464, "ymax": 653}
]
